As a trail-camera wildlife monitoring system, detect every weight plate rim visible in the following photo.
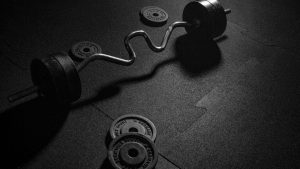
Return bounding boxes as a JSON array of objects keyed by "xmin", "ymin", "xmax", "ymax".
[
  {"xmin": 70, "ymin": 41, "xmax": 102, "ymax": 61},
  {"xmin": 140, "ymin": 6, "xmax": 168, "ymax": 26},
  {"xmin": 206, "ymin": 0, "xmax": 227, "ymax": 38},
  {"xmin": 47, "ymin": 55, "xmax": 69, "ymax": 103},
  {"xmin": 54, "ymin": 53, "xmax": 81, "ymax": 103},
  {"xmin": 110, "ymin": 114, "xmax": 157, "ymax": 142},
  {"xmin": 205, "ymin": 0, "xmax": 219, "ymax": 38},
  {"xmin": 108, "ymin": 133, "xmax": 158, "ymax": 169}
]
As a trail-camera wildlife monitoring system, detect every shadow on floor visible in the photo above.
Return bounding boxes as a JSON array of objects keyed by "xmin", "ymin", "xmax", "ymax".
[
  {"xmin": 99, "ymin": 157, "xmax": 114, "ymax": 169},
  {"xmin": 175, "ymin": 32, "xmax": 223, "ymax": 77},
  {"xmin": 0, "ymin": 32, "xmax": 225, "ymax": 168},
  {"xmin": 72, "ymin": 32, "xmax": 224, "ymax": 109},
  {"xmin": 0, "ymin": 98, "xmax": 69, "ymax": 168}
]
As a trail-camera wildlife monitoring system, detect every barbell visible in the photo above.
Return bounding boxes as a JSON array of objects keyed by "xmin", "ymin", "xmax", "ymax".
[{"xmin": 8, "ymin": 0, "xmax": 231, "ymax": 104}]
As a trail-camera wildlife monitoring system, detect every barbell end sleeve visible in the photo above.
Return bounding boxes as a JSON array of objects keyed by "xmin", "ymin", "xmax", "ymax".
[
  {"xmin": 225, "ymin": 9, "xmax": 231, "ymax": 14},
  {"xmin": 7, "ymin": 86, "xmax": 39, "ymax": 103}
]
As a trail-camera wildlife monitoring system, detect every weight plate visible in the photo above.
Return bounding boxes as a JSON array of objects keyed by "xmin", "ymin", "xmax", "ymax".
[
  {"xmin": 183, "ymin": 0, "xmax": 212, "ymax": 37},
  {"xmin": 110, "ymin": 114, "xmax": 157, "ymax": 142},
  {"xmin": 108, "ymin": 133, "xmax": 158, "ymax": 169},
  {"xmin": 70, "ymin": 41, "xmax": 102, "ymax": 61},
  {"xmin": 183, "ymin": 0, "xmax": 228, "ymax": 38},
  {"xmin": 140, "ymin": 6, "xmax": 168, "ymax": 27},
  {"xmin": 54, "ymin": 54, "xmax": 81, "ymax": 103},
  {"xmin": 30, "ymin": 53, "xmax": 81, "ymax": 104},
  {"xmin": 207, "ymin": 0, "xmax": 227, "ymax": 37},
  {"xmin": 31, "ymin": 57, "xmax": 63, "ymax": 102}
]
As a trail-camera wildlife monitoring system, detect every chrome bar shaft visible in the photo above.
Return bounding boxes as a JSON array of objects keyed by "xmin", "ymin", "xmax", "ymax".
[{"xmin": 77, "ymin": 21, "xmax": 190, "ymax": 71}]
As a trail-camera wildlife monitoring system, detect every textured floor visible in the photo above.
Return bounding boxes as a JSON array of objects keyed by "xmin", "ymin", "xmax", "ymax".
[{"xmin": 0, "ymin": 0, "xmax": 299, "ymax": 168}]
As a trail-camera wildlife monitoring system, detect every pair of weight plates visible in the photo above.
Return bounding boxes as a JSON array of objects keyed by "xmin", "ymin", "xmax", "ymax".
[
  {"xmin": 108, "ymin": 114, "xmax": 158, "ymax": 169},
  {"xmin": 70, "ymin": 41, "xmax": 102, "ymax": 61}
]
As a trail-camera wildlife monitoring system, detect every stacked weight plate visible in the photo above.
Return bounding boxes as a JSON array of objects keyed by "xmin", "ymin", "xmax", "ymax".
[{"xmin": 108, "ymin": 114, "xmax": 158, "ymax": 169}]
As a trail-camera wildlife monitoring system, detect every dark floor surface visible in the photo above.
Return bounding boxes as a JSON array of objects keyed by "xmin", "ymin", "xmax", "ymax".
[{"xmin": 0, "ymin": 0, "xmax": 299, "ymax": 168}]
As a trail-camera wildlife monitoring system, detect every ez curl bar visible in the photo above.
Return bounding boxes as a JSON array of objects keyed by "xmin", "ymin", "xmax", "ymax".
[{"xmin": 8, "ymin": 0, "xmax": 231, "ymax": 104}]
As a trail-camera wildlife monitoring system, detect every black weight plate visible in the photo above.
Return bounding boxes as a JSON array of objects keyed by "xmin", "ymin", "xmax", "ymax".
[
  {"xmin": 31, "ymin": 53, "xmax": 81, "ymax": 104},
  {"xmin": 182, "ymin": 1, "xmax": 212, "ymax": 37},
  {"xmin": 140, "ymin": 6, "xmax": 168, "ymax": 27},
  {"xmin": 110, "ymin": 114, "xmax": 157, "ymax": 142},
  {"xmin": 70, "ymin": 41, "xmax": 102, "ymax": 61},
  {"xmin": 54, "ymin": 54, "xmax": 81, "ymax": 103},
  {"xmin": 31, "ymin": 57, "xmax": 60, "ymax": 101},
  {"xmin": 207, "ymin": 0, "xmax": 227, "ymax": 38},
  {"xmin": 183, "ymin": 0, "xmax": 228, "ymax": 38},
  {"xmin": 31, "ymin": 55, "xmax": 68, "ymax": 103},
  {"xmin": 108, "ymin": 133, "xmax": 158, "ymax": 169}
]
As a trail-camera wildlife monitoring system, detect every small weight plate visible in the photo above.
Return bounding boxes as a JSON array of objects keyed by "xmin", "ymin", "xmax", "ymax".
[
  {"xmin": 108, "ymin": 133, "xmax": 158, "ymax": 169},
  {"xmin": 70, "ymin": 41, "xmax": 102, "ymax": 61},
  {"xmin": 110, "ymin": 114, "xmax": 157, "ymax": 142},
  {"xmin": 140, "ymin": 6, "xmax": 168, "ymax": 27}
]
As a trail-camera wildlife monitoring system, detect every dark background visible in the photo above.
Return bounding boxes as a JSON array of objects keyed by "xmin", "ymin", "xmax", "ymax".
[{"xmin": 0, "ymin": 0, "xmax": 299, "ymax": 168}]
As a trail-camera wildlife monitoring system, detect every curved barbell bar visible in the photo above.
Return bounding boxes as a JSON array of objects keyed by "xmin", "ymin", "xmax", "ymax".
[
  {"xmin": 7, "ymin": 21, "xmax": 192, "ymax": 103},
  {"xmin": 76, "ymin": 21, "xmax": 191, "ymax": 71}
]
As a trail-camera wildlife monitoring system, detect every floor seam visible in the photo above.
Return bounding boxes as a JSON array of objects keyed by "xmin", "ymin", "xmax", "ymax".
[
  {"xmin": 159, "ymin": 152, "xmax": 182, "ymax": 169},
  {"xmin": 91, "ymin": 103, "xmax": 114, "ymax": 121},
  {"xmin": 228, "ymin": 21, "xmax": 300, "ymax": 57}
]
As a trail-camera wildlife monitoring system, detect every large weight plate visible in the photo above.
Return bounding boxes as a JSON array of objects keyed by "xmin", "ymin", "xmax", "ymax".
[
  {"xmin": 182, "ymin": 0, "xmax": 228, "ymax": 38},
  {"xmin": 108, "ymin": 133, "xmax": 158, "ymax": 169},
  {"xmin": 30, "ymin": 53, "xmax": 81, "ymax": 104},
  {"xmin": 110, "ymin": 114, "xmax": 157, "ymax": 142}
]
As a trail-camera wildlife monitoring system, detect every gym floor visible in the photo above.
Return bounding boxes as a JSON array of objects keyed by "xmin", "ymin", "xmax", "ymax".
[{"xmin": 0, "ymin": 0, "xmax": 299, "ymax": 168}]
